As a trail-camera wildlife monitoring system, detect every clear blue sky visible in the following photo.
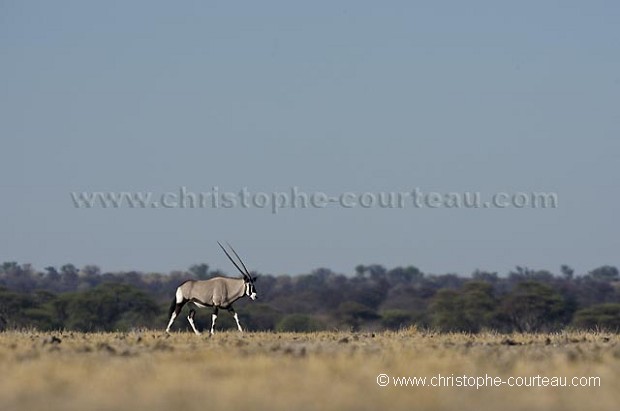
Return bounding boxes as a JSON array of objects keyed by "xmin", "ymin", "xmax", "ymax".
[{"xmin": 1, "ymin": 1, "xmax": 618, "ymax": 276}]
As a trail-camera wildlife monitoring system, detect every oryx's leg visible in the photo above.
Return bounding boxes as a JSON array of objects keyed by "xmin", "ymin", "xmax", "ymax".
[
  {"xmin": 210, "ymin": 307, "xmax": 219, "ymax": 335},
  {"xmin": 228, "ymin": 307, "xmax": 243, "ymax": 332},
  {"xmin": 187, "ymin": 309, "xmax": 201, "ymax": 335},
  {"xmin": 166, "ymin": 289, "xmax": 187, "ymax": 333}
]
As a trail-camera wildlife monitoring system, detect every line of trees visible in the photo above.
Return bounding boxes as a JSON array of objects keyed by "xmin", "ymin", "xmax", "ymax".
[{"xmin": 1, "ymin": 262, "xmax": 619, "ymax": 332}]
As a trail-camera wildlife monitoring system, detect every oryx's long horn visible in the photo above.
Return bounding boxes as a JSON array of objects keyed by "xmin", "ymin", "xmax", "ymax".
[
  {"xmin": 226, "ymin": 242, "xmax": 251, "ymax": 277},
  {"xmin": 218, "ymin": 241, "xmax": 250, "ymax": 279}
]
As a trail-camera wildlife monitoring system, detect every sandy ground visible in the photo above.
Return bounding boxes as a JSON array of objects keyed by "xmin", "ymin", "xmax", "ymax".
[{"xmin": 0, "ymin": 330, "xmax": 618, "ymax": 411}]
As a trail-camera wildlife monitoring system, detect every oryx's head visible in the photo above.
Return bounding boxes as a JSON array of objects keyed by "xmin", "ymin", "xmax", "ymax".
[
  {"xmin": 218, "ymin": 241, "xmax": 258, "ymax": 300},
  {"xmin": 244, "ymin": 276, "xmax": 257, "ymax": 300}
]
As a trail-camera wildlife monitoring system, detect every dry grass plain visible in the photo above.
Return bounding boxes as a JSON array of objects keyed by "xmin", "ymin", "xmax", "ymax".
[{"xmin": 0, "ymin": 330, "xmax": 618, "ymax": 411}]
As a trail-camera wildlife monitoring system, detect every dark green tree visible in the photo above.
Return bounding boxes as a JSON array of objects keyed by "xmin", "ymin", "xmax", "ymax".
[
  {"xmin": 430, "ymin": 289, "xmax": 467, "ymax": 332},
  {"xmin": 50, "ymin": 283, "xmax": 159, "ymax": 331},
  {"xmin": 276, "ymin": 314, "xmax": 325, "ymax": 332},
  {"xmin": 588, "ymin": 266, "xmax": 619, "ymax": 282},
  {"xmin": 460, "ymin": 281, "xmax": 498, "ymax": 332},
  {"xmin": 337, "ymin": 301, "xmax": 380, "ymax": 330},
  {"xmin": 381, "ymin": 309, "xmax": 413, "ymax": 330},
  {"xmin": 572, "ymin": 303, "xmax": 620, "ymax": 330},
  {"xmin": 189, "ymin": 264, "xmax": 210, "ymax": 280},
  {"xmin": 499, "ymin": 281, "xmax": 566, "ymax": 332}
]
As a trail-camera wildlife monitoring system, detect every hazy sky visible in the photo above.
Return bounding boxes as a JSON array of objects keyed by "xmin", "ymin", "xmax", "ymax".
[{"xmin": 1, "ymin": 1, "xmax": 618, "ymax": 277}]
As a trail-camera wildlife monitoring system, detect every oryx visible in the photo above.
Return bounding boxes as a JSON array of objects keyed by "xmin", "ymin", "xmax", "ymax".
[{"xmin": 165, "ymin": 242, "xmax": 257, "ymax": 335}]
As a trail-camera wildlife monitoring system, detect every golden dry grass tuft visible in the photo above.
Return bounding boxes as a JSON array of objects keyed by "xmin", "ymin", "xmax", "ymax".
[{"xmin": 0, "ymin": 330, "xmax": 618, "ymax": 411}]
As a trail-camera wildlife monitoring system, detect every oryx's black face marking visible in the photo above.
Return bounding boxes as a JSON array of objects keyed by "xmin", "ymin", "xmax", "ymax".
[{"xmin": 244, "ymin": 278, "xmax": 257, "ymax": 300}]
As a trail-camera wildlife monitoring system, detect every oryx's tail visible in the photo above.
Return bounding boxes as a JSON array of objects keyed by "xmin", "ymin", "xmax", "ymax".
[{"xmin": 168, "ymin": 297, "xmax": 177, "ymax": 319}]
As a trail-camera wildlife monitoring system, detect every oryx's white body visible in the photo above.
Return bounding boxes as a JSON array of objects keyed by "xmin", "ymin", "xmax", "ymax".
[{"xmin": 165, "ymin": 242, "xmax": 257, "ymax": 335}]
